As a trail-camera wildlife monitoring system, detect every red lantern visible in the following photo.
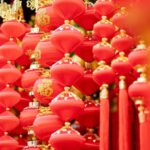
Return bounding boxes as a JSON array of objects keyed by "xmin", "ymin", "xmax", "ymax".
[
  {"xmin": 0, "ymin": 135, "xmax": 19, "ymax": 150},
  {"xmin": 0, "ymin": 87, "xmax": 21, "ymax": 108},
  {"xmin": 128, "ymin": 42, "xmax": 147, "ymax": 68},
  {"xmin": 21, "ymin": 69, "xmax": 41, "ymax": 89},
  {"xmin": 35, "ymin": 39, "xmax": 64, "ymax": 67},
  {"xmin": 20, "ymin": 102, "xmax": 39, "ymax": 128},
  {"xmin": 83, "ymin": 131, "xmax": 99, "ymax": 150},
  {"xmin": 93, "ymin": 61, "xmax": 115, "ymax": 86},
  {"xmin": 0, "ymin": 40, "xmax": 23, "ymax": 61},
  {"xmin": 51, "ymin": 22, "xmax": 84, "ymax": 53},
  {"xmin": 0, "ymin": 32, "xmax": 9, "ymax": 46},
  {"xmin": 33, "ymin": 78, "xmax": 64, "ymax": 104},
  {"xmin": 0, "ymin": 111, "xmax": 19, "ymax": 132},
  {"xmin": 33, "ymin": 110, "xmax": 63, "ymax": 141},
  {"xmin": 75, "ymin": 32, "xmax": 98, "ymax": 62},
  {"xmin": 49, "ymin": 122, "xmax": 85, "ymax": 150},
  {"xmin": 77, "ymin": 99, "xmax": 100, "ymax": 128},
  {"xmin": 51, "ymin": 54, "xmax": 84, "ymax": 86},
  {"xmin": 94, "ymin": 0, "xmax": 115, "ymax": 17},
  {"xmin": 93, "ymin": 16, "xmax": 116, "ymax": 39},
  {"xmin": 74, "ymin": 69, "xmax": 99, "ymax": 95},
  {"xmin": 0, "ymin": 64, "xmax": 21, "ymax": 84},
  {"xmin": 74, "ymin": 2, "xmax": 99, "ymax": 30},
  {"xmin": 111, "ymin": 30, "xmax": 135, "ymax": 53},
  {"xmin": 53, "ymin": 0, "xmax": 85, "ymax": 20},
  {"xmin": 35, "ymin": 5, "xmax": 64, "ymax": 31},
  {"xmin": 22, "ymin": 32, "xmax": 43, "ymax": 57},
  {"xmin": 111, "ymin": 52, "xmax": 132, "ymax": 76},
  {"xmin": 50, "ymin": 88, "xmax": 84, "ymax": 121},
  {"xmin": 93, "ymin": 38, "xmax": 115, "ymax": 63},
  {"xmin": 1, "ymin": 21, "xmax": 26, "ymax": 38}
]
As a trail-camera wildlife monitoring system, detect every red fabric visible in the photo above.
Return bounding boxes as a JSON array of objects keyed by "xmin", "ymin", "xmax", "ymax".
[
  {"xmin": 140, "ymin": 120, "xmax": 150, "ymax": 150},
  {"xmin": 100, "ymin": 98, "xmax": 109, "ymax": 150},
  {"xmin": 119, "ymin": 88, "xmax": 131, "ymax": 150}
]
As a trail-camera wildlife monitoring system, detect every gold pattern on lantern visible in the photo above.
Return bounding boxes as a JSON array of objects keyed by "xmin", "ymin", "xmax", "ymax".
[
  {"xmin": 94, "ymin": 61, "xmax": 110, "ymax": 72},
  {"xmin": 138, "ymin": 106, "xmax": 145, "ymax": 123},
  {"xmin": 37, "ymin": 79, "xmax": 53, "ymax": 97},
  {"xmin": 100, "ymin": 16, "xmax": 112, "ymax": 24},
  {"xmin": 39, "ymin": 106, "xmax": 52, "ymax": 115},
  {"xmin": 100, "ymin": 84, "xmax": 109, "ymax": 100},
  {"xmin": 119, "ymin": 76, "xmax": 126, "ymax": 89},
  {"xmin": 112, "ymin": 52, "xmax": 128, "ymax": 63},
  {"xmin": 36, "ymin": 8, "xmax": 50, "ymax": 26}
]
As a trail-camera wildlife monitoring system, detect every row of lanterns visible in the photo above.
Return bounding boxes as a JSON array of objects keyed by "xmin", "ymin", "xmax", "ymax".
[{"xmin": 0, "ymin": 0, "xmax": 149, "ymax": 150}]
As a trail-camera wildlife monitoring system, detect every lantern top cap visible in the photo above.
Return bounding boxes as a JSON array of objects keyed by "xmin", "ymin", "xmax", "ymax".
[{"xmin": 64, "ymin": 122, "xmax": 71, "ymax": 127}]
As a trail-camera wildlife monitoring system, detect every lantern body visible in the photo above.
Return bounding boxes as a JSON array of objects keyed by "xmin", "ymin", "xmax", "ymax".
[
  {"xmin": 1, "ymin": 20, "xmax": 26, "ymax": 38},
  {"xmin": 0, "ymin": 32, "xmax": 9, "ymax": 46},
  {"xmin": 51, "ymin": 57, "xmax": 84, "ymax": 86},
  {"xmin": 50, "ymin": 91, "xmax": 84, "ymax": 121},
  {"xmin": 33, "ymin": 113, "xmax": 63, "ymax": 141},
  {"xmin": 35, "ymin": 39, "xmax": 64, "ymax": 67},
  {"xmin": 0, "ymin": 41, "xmax": 23, "ymax": 61},
  {"xmin": 53, "ymin": 0, "xmax": 85, "ymax": 20},
  {"xmin": 33, "ymin": 78, "xmax": 64, "ymax": 104},
  {"xmin": 51, "ymin": 24, "xmax": 84, "ymax": 53}
]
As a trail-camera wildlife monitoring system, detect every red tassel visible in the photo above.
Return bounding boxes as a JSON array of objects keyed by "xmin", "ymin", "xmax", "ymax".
[
  {"xmin": 119, "ymin": 76, "xmax": 131, "ymax": 150},
  {"xmin": 100, "ymin": 84, "xmax": 109, "ymax": 150}
]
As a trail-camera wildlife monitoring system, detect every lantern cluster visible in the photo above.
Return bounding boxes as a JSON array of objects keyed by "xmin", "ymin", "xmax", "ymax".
[{"xmin": 0, "ymin": 0, "xmax": 149, "ymax": 150}]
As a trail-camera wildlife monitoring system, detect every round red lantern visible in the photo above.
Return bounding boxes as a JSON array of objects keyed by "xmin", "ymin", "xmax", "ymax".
[
  {"xmin": 0, "ymin": 135, "xmax": 19, "ymax": 150},
  {"xmin": 53, "ymin": 0, "xmax": 85, "ymax": 20},
  {"xmin": 20, "ymin": 102, "xmax": 39, "ymax": 128},
  {"xmin": 49, "ymin": 122, "xmax": 85, "ymax": 150},
  {"xmin": 0, "ymin": 87, "xmax": 21, "ymax": 108},
  {"xmin": 111, "ymin": 30, "xmax": 135, "ymax": 53},
  {"xmin": 0, "ymin": 111, "xmax": 19, "ymax": 132},
  {"xmin": 77, "ymin": 99, "xmax": 100, "ymax": 128},
  {"xmin": 83, "ymin": 131, "xmax": 99, "ymax": 150},
  {"xmin": 94, "ymin": 0, "xmax": 115, "ymax": 17},
  {"xmin": 51, "ymin": 22, "xmax": 84, "ymax": 53},
  {"xmin": 74, "ymin": 2, "xmax": 99, "ymax": 30},
  {"xmin": 74, "ymin": 69, "xmax": 99, "ymax": 95},
  {"xmin": 0, "ymin": 32, "xmax": 9, "ymax": 46},
  {"xmin": 75, "ymin": 32, "xmax": 98, "ymax": 62},
  {"xmin": 35, "ymin": 5, "xmax": 64, "ymax": 31},
  {"xmin": 0, "ymin": 64, "xmax": 21, "ymax": 84},
  {"xmin": 50, "ymin": 87, "xmax": 84, "ymax": 121},
  {"xmin": 33, "ymin": 109, "xmax": 63, "ymax": 141},
  {"xmin": 93, "ymin": 38, "xmax": 115, "ymax": 63},
  {"xmin": 35, "ymin": 39, "xmax": 64, "ymax": 67},
  {"xmin": 51, "ymin": 54, "xmax": 84, "ymax": 86},
  {"xmin": 93, "ymin": 16, "xmax": 116, "ymax": 39},
  {"xmin": 93, "ymin": 61, "xmax": 115, "ymax": 86},
  {"xmin": 111, "ymin": 52, "xmax": 132, "ymax": 76},
  {"xmin": 128, "ymin": 42, "xmax": 147, "ymax": 68},
  {"xmin": 33, "ymin": 77, "xmax": 64, "ymax": 104},
  {"xmin": 22, "ymin": 31, "xmax": 43, "ymax": 57},
  {"xmin": 0, "ymin": 40, "xmax": 23, "ymax": 61},
  {"xmin": 1, "ymin": 20, "xmax": 26, "ymax": 38}
]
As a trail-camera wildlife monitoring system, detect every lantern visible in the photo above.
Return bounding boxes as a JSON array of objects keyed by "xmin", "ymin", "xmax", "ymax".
[
  {"xmin": 0, "ymin": 40, "xmax": 23, "ymax": 61},
  {"xmin": 33, "ymin": 107, "xmax": 63, "ymax": 141},
  {"xmin": 51, "ymin": 22, "xmax": 84, "ymax": 53},
  {"xmin": 0, "ymin": 111, "xmax": 19, "ymax": 132},
  {"xmin": 35, "ymin": 39, "xmax": 64, "ymax": 67},
  {"xmin": 75, "ymin": 32, "xmax": 98, "ymax": 62},
  {"xmin": 51, "ymin": 54, "xmax": 84, "ymax": 86},
  {"xmin": 50, "ymin": 87, "xmax": 84, "ymax": 121},
  {"xmin": 77, "ymin": 98, "xmax": 100, "ymax": 128},
  {"xmin": 1, "ymin": 21, "xmax": 26, "ymax": 38},
  {"xmin": 0, "ymin": 135, "xmax": 19, "ymax": 150},
  {"xmin": 74, "ymin": 2, "xmax": 99, "ymax": 30},
  {"xmin": 35, "ymin": 5, "xmax": 64, "ymax": 31},
  {"xmin": 93, "ymin": 38, "xmax": 115, "ymax": 63},
  {"xmin": 93, "ymin": 16, "xmax": 116, "ymax": 39},
  {"xmin": 33, "ymin": 77, "xmax": 64, "ymax": 104},
  {"xmin": 49, "ymin": 122, "xmax": 85, "ymax": 150},
  {"xmin": 53, "ymin": 0, "xmax": 85, "ymax": 20},
  {"xmin": 94, "ymin": 0, "xmax": 115, "ymax": 17},
  {"xmin": 0, "ymin": 87, "xmax": 21, "ymax": 108}
]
